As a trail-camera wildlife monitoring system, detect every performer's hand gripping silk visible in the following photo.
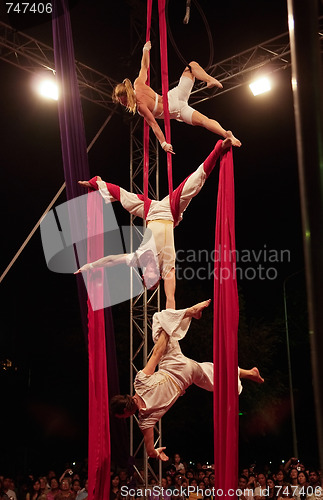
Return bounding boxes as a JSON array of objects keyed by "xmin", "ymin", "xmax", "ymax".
[
  {"xmin": 109, "ymin": 299, "xmax": 264, "ymax": 461},
  {"xmin": 112, "ymin": 41, "xmax": 241, "ymax": 154},
  {"xmin": 76, "ymin": 138, "xmax": 231, "ymax": 309}
]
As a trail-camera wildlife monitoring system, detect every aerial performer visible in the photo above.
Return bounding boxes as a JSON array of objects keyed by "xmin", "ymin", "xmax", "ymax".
[
  {"xmin": 76, "ymin": 138, "xmax": 232, "ymax": 309},
  {"xmin": 112, "ymin": 41, "xmax": 242, "ymax": 154},
  {"xmin": 109, "ymin": 299, "xmax": 264, "ymax": 461}
]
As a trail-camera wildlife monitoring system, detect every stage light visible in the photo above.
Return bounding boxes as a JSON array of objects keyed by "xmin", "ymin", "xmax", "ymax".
[
  {"xmin": 249, "ymin": 77, "xmax": 271, "ymax": 96},
  {"xmin": 37, "ymin": 78, "xmax": 59, "ymax": 100}
]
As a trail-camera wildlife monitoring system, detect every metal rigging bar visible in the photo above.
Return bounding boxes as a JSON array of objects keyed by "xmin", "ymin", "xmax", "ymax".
[{"xmin": 0, "ymin": 20, "xmax": 118, "ymax": 110}]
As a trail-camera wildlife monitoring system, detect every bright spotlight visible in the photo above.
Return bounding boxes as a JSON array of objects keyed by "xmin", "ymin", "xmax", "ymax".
[
  {"xmin": 249, "ymin": 77, "xmax": 271, "ymax": 96},
  {"xmin": 37, "ymin": 79, "xmax": 59, "ymax": 100}
]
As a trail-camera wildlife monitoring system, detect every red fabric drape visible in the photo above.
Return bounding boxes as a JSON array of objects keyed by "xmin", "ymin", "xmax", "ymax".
[
  {"xmin": 144, "ymin": 0, "xmax": 153, "ymax": 219},
  {"xmin": 213, "ymin": 147, "xmax": 239, "ymax": 495},
  {"xmin": 87, "ymin": 191, "xmax": 110, "ymax": 500},
  {"xmin": 158, "ymin": 0, "xmax": 173, "ymax": 200}
]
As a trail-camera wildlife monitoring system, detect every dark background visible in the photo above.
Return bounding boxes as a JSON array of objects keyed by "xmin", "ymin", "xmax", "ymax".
[{"xmin": 0, "ymin": 0, "xmax": 322, "ymax": 477}]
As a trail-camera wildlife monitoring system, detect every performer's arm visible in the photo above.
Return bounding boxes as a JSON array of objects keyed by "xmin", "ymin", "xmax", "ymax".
[
  {"xmin": 136, "ymin": 41, "xmax": 151, "ymax": 83},
  {"xmin": 142, "ymin": 330, "xmax": 168, "ymax": 375},
  {"xmin": 141, "ymin": 427, "xmax": 169, "ymax": 461},
  {"xmin": 137, "ymin": 104, "xmax": 174, "ymax": 154},
  {"xmin": 74, "ymin": 254, "xmax": 128, "ymax": 274}
]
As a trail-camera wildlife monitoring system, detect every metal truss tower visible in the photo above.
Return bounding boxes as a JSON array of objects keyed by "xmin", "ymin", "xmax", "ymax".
[{"xmin": 128, "ymin": 8, "xmax": 163, "ymax": 487}]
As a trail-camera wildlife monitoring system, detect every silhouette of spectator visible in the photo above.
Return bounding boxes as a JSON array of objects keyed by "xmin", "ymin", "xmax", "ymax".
[
  {"xmin": 254, "ymin": 472, "xmax": 267, "ymax": 500},
  {"xmin": 0, "ymin": 478, "xmax": 10, "ymax": 500},
  {"xmin": 173, "ymin": 454, "xmax": 185, "ymax": 473},
  {"xmin": 46, "ymin": 477, "xmax": 60, "ymax": 500},
  {"xmin": 26, "ymin": 478, "xmax": 47, "ymax": 500},
  {"xmin": 55, "ymin": 478, "xmax": 75, "ymax": 500},
  {"xmin": 110, "ymin": 474, "xmax": 121, "ymax": 500},
  {"xmin": 3, "ymin": 478, "xmax": 17, "ymax": 500},
  {"xmin": 75, "ymin": 479, "xmax": 88, "ymax": 500},
  {"xmin": 238, "ymin": 475, "xmax": 254, "ymax": 500}
]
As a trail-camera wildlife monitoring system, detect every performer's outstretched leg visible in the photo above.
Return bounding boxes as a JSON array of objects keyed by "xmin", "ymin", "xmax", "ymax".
[
  {"xmin": 182, "ymin": 61, "xmax": 223, "ymax": 89},
  {"xmin": 164, "ymin": 269, "xmax": 176, "ymax": 309},
  {"xmin": 191, "ymin": 111, "xmax": 241, "ymax": 147},
  {"xmin": 184, "ymin": 299, "xmax": 211, "ymax": 319},
  {"xmin": 239, "ymin": 367, "xmax": 264, "ymax": 384}
]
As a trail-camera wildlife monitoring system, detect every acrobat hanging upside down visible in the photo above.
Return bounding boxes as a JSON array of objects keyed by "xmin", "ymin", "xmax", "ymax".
[
  {"xmin": 110, "ymin": 299, "xmax": 264, "ymax": 461},
  {"xmin": 76, "ymin": 138, "xmax": 232, "ymax": 309}
]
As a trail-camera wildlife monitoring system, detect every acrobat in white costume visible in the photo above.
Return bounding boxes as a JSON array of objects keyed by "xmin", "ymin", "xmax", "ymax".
[
  {"xmin": 77, "ymin": 139, "xmax": 229, "ymax": 307},
  {"xmin": 134, "ymin": 306, "xmax": 243, "ymax": 432},
  {"xmin": 109, "ymin": 299, "xmax": 265, "ymax": 461}
]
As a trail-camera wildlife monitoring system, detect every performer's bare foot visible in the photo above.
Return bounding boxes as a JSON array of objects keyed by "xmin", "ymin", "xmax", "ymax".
[
  {"xmin": 185, "ymin": 299, "xmax": 211, "ymax": 319},
  {"xmin": 78, "ymin": 175, "xmax": 102, "ymax": 189},
  {"xmin": 207, "ymin": 77, "xmax": 223, "ymax": 89},
  {"xmin": 226, "ymin": 130, "xmax": 241, "ymax": 147},
  {"xmin": 240, "ymin": 367, "xmax": 264, "ymax": 384},
  {"xmin": 222, "ymin": 137, "xmax": 233, "ymax": 150}
]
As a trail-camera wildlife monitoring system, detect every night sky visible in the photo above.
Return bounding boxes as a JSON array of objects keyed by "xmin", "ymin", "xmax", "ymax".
[{"xmin": 0, "ymin": 0, "xmax": 322, "ymax": 477}]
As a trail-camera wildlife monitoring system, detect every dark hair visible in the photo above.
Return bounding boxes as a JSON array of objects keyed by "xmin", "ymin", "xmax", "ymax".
[
  {"xmin": 308, "ymin": 469, "xmax": 320, "ymax": 476},
  {"xmin": 110, "ymin": 394, "xmax": 134, "ymax": 416},
  {"xmin": 298, "ymin": 471, "xmax": 309, "ymax": 482}
]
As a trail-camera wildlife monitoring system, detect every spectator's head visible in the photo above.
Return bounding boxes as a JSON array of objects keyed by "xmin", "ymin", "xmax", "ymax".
[
  {"xmin": 257, "ymin": 473, "xmax": 267, "ymax": 487},
  {"xmin": 189, "ymin": 478, "xmax": 198, "ymax": 489},
  {"xmin": 111, "ymin": 474, "xmax": 120, "ymax": 489},
  {"xmin": 275, "ymin": 470, "xmax": 285, "ymax": 484},
  {"xmin": 267, "ymin": 477, "xmax": 275, "ymax": 490},
  {"xmin": 174, "ymin": 473, "xmax": 183, "ymax": 486},
  {"xmin": 173, "ymin": 453, "xmax": 182, "ymax": 466},
  {"xmin": 238, "ymin": 475, "xmax": 248, "ymax": 490},
  {"xmin": 241, "ymin": 468, "xmax": 249, "ymax": 478},
  {"xmin": 49, "ymin": 477, "xmax": 59, "ymax": 491},
  {"xmin": 209, "ymin": 474, "xmax": 215, "ymax": 487},
  {"xmin": 289, "ymin": 468, "xmax": 298, "ymax": 481},
  {"xmin": 308, "ymin": 470, "xmax": 320, "ymax": 486},
  {"xmin": 186, "ymin": 469, "xmax": 194, "ymax": 480},
  {"xmin": 60, "ymin": 477, "xmax": 71, "ymax": 491},
  {"xmin": 297, "ymin": 471, "xmax": 309, "ymax": 485},
  {"xmin": 119, "ymin": 470, "xmax": 128, "ymax": 484},
  {"xmin": 40, "ymin": 477, "xmax": 48, "ymax": 491},
  {"xmin": 72, "ymin": 479, "xmax": 81, "ymax": 493},
  {"xmin": 198, "ymin": 470, "xmax": 205, "ymax": 481}
]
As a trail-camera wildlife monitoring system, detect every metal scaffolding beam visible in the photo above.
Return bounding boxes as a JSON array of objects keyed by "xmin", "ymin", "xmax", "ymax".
[
  {"xmin": 183, "ymin": 17, "xmax": 323, "ymax": 106},
  {"xmin": 129, "ymin": 7, "xmax": 162, "ymax": 485},
  {"xmin": 0, "ymin": 21, "xmax": 118, "ymax": 110},
  {"xmin": 1, "ymin": 17, "xmax": 321, "ymax": 112}
]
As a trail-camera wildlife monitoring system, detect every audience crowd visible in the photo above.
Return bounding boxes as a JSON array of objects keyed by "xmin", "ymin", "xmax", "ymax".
[{"xmin": 1, "ymin": 456, "xmax": 322, "ymax": 500}]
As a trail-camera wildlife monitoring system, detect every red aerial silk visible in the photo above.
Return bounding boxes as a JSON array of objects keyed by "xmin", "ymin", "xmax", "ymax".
[
  {"xmin": 158, "ymin": 0, "xmax": 173, "ymax": 199},
  {"xmin": 87, "ymin": 191, "xmax": 110, "ymax": 500},
  {"xmin": 144, "ymin": 0, "xmax": 153, "ymax": 219},
  {"xmin": 144, "ymin": 0, "xmax": 173, "ymax": 217},
  {"xmin": 213, "ymin": 147, "xmax": 239, "ymax": 495}
]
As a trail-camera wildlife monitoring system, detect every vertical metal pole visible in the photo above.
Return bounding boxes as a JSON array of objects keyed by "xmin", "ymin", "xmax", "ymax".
[
  {"xmin": 283, "ymin": 273, "xmax": 300, "ymax": 458},
  {"xmin": 287, "ymin": 0, "xmax": 323, "ymax": 468},
  {"xmin": 130, "ymin": 122, "xmax": 134, "ymax": 460}
]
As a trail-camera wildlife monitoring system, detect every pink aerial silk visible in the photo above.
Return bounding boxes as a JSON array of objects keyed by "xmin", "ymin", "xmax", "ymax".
[
  {"xmin": 144, "ymin": 0, "xmax": 153, "ymax": 219},
  {"xmin": 158, "ymin": 0, "xmax": 173, "ymax": 200},
  {"xmin": 143, "ymin": 0, "xmax": 173, "ymax": 219},
  {"xmin": 213, "ymin": 147, "xmax": 239, "ymax": 495},
  {"xmin": 87, "ymin": 191, "xmax": 110, "ymax": 500}
]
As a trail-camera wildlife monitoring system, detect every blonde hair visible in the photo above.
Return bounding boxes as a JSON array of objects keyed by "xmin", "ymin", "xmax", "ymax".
[{"xmin": 112, "ymin": 78, "xmax": 137, "ymax": 114}]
